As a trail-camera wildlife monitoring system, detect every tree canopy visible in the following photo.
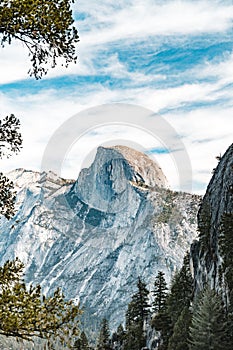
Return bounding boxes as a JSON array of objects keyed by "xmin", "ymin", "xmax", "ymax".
[
  {"xmin": 0, "ymin": 114, "xmax": 22, "ymax": 219},
  {"xmin": 189, "ymin": 286, "xmax": 227, "ymax": 350},
  {"xmin": 124, "ymin": 277, "xmax": 150, "ymax": 350},
  {"xmin": 152, "ymin": 271, "xmax": 168, "ymax": 313},
  {"xmin": 0, "ymin": 258, "xmax": 81, "ymax": 348},
  {"xmin": 96, "ymin": 318, "xmax": 112, "ymax": 350},
  {"xmin": 73, "ymin": 331, "xmax": 90, "ymax": 350},
  {"xmin": 0, "ymin": 0, "xmax": 79, "ymax": 79}
]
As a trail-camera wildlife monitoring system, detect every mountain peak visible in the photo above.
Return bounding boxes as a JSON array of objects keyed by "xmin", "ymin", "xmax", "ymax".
[
  {"xmin": 0, "ymin": 146, "xmax": 200, "ymax": 332},
  {"xmin": 104, "ymin": 145, "xmax": 168, "ymax": 189},
  {"xmin": 73, "ymin": 145, "xmax": 168, "ymax": 212}
]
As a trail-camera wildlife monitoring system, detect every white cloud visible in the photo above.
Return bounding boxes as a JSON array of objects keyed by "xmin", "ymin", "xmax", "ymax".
[
  {"xmin": 1, "ymin": 63, "xmax": 233, "ymax": 195},
  {"xmin": 78, "ymin": 0, "xmax": 233, "ymax": 46},
  {"xmin": 198, "ymin": 51, "xmax": 233, "ymax": 88},
  {"xmin": 162, "ymin": 106, "xmax": 233, "ymax": 193},
  {"xmin": 0, "ymin": 41, "xmax": 29, "ymax": 84},
  {"xmin": 1, "ymin": 0, "xmax": 233, "ymax": 195},
  {"xmin": 1, "ymin": 0, "xmax": 233, "ymax": 84}
]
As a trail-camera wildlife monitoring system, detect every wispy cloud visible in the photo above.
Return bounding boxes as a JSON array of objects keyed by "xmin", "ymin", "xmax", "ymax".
[
  {"xmin": 1, "ymin": 0, "xmax": 233, "ymax": 194},
  {"xmin": 75, "ymin": 0, "xmax": 233, "ymax": 44}
]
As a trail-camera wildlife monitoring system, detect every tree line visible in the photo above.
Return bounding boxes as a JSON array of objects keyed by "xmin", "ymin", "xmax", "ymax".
[{"xmin": 76, "ymin": 243, "xmax": 233, "ymax": 350}]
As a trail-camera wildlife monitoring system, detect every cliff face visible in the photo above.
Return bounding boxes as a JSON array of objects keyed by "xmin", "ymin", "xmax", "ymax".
[
  {"xmin": 0, "ymin": 146, "xmax": 200, "ymax": 330},
  {"xmin": 191, "ymin": 144, "xmax": 233, "ymax": 293}
]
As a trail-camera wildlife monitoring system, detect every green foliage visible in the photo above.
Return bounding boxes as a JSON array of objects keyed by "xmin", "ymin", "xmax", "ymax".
[
  {"xmin": 0, "ymin": 258, "xmax": 81, "ymax": 348},
  {"xmin": 189, "ymin": 286, "xmax": 227, "ymax": 350},
  {"xmin": 151, "ymin": 310, "xmax": 172, "ymax": 350},
  {"xmin": 152, "ymin": 253, "xmax": 193, "ymax": 350},
  {"xmin": 0, "ymin": 0, "xmax": 79, "ymax": 79},
  {"xmin": 167, "ymin": 306, "xmax": 192, "ymax": 350},
  {"xmin": 132, "ymin": 277, "xmax": 150, "ymax": 322},
  {"xmin": 124, "ymin": 322, "xmax": 143, "ymax": 350},
  {"xmin": 124, "ymin": 277, "xmax": 150, "ymax": 350},
  {"xmin": 152, "ymin": 271, "xmax": 168, "ymax": 313},
  {"xmin": 166, "ymin": 253, "xmax": 193, "ymax": 324},
  {"xmin": 96, "ymin": 318, "xmax": 112, "ymax": 350},
  {"xmin": 116, "ymin": 323, "xmax": 125, "ymax": 339},
  {"xmin": 73, "ymin": 331, "xmax": 90, "ymax": 350},
  {"xmin": 111, "ymin": 323, "xmax": 125, "ymax": 349},
  {"xmin": 0, "ymin": 172, "xmax": 16, "ymax": 219},
  {"xmin": 219, "ymin": 212, "xmax": 233, "ymax": 294},
  {"xmin": 157, "ymin": 190, "xmax": 179, "ymax": 224},
  {"xmin": 0, "ymin": 115, "xmax": 22, "ymax": 159},
  {"xmin": 198, "ymin": 200, "xmax": 211, "ymax": 253},
  {"xmin": 0, "ymin": 114, "xmax": 23, "ymax": 219}
]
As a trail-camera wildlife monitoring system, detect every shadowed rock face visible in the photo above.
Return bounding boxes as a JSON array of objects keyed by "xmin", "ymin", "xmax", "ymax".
[
  {"xmin": 74, "ymin": 146, "xmax": 168, "ymax": 211},
  {"xmin": 0, "ymin": 146, "xmax": 199, "ymax": 330},
  {"xmin": 191, "ymin": 144, "xmax": 233, "ymax": 292}
]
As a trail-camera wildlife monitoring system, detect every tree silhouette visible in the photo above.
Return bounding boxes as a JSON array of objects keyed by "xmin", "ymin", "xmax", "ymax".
[{"xmin": 0, "ymin": 0, "xmax": 79, "ymax": 79}]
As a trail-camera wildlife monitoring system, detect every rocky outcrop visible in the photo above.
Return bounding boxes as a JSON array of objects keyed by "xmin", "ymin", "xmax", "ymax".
[
  {"xmin": 0, "ymin": 146, "xmax": 200, "ymax": 330},
  {"xmin": 191, "ymin": 144, "xmax": 233, "ymax": 293}
]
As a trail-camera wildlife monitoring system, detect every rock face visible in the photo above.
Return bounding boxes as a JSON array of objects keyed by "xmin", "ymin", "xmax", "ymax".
[
  {"xmin": 74, "ymin": 145, "xmax": 168, "ymax": 212},
  {"xmin": 0, "ymin": 146, "xmax": 200, "ymax": 331},
  {"xmin": 191, "ymin": 143, "xmax": 233, "ymax": 292}
]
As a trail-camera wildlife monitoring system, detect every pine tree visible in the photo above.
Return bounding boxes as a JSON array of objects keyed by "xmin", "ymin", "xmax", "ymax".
[
  {"xmin": 167, "ymin": 306, "xmax": 192, "ymax": 350},
  {"xmin": 0, "ymin": 258, "xmax": 81, "ymax": 347},
  {"xmin": 0, "ymin": 115, "xmax": 22, "ymax": 219},
  {"xmin": 73, "ymin": 331, "xmax": 90, "ymax": 350},
  {"xmin": 0, "ymin": 0, "xmax": 79, "ymax": 79},
  {"xmin": 132, "ymin": 277, "xmax": 150, "ymax": 322},
  {"xmin": 124, "ymin": 277, "xmax": 150, "ymax": 350},
  {"xmin": 97, "ymin": 318, "xmax": 112, "ymax": 350},
  {"xmin": 152, "ymin": 271, "xmax": 168, "ymax": 313},
  {"xmin": 218, "ymin": 212, "xmax": 233, "ymax": 349},
  {"xmin": 151, "ymin": 309, "xmax": 172, "ymax": 350},
  {"xmin": 166, "ymin": 252, "xmax": 193, "ymax": 324},
  {"xmin": 219, "ymin": 212, "xmax": 233, "ymax": 294},
  {"xmin": 116, "ymin": 324, "xmax": 125, "ymax": 341},
  {"xmin": 189, "ymin": 286, "xmax": 227, "ymax": 350},
  {"xmin": 111, "ymin": 324, "xmax": 125, "ymax": 349},
  {"xmin": 152, "ymin": 253, "xmax": 193, "ymax": 350},
  {"xmin": 198, "ymin": 200, "xmax": 211, "ymax": 252},
  {"xmin": 124, "ymin": 323, "xmax": 142, "ymax": 350}
]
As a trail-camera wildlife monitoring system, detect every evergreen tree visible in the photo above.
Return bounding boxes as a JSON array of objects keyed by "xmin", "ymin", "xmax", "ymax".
[
  {"xmin": 166, "ymin": 252, "xmax": 193, "ymax": 324},
  {"xmin": 0, "ymin": 258, "xmax": 81, "ymax": 347},
  {"xmin": 151, "ymin": 310, "xmax": 172, "ymax": 350},
  {"xmin": 0, "ymin": 0, "xmax": 79, "ymax": 79},
  {"xmin": 124, "ymin": 277, "xmax": 150, "ymax": 350},
  {"xmin": 132, "ymin": 277, "xmax": 150, "ymax": 322},
  {"xmin": 73, "ymin": 331, "xmax": 90, "ymax": 350},
  {"xmin": 189, "ymin": 286, "xmax": 227, "ymax": 350},
  {"xmin": 219, "ymin": 212, "xmax": 233, "ymax": 294},
  {"xmin": 198, "ymin": 200, "xmax": 211, "ymax": 253},
  {"xmin": 111, "ymin": 324, "xmax": 125, "ymax": 349},
  {"xmin": 97, "ymin": 318, "xmax": 112, "ymax": 350},
  {"xmin": 152, "ymin": 271, "xmax": 168, "ymax": 313},
  {"xmin": 152, "ymin": 253, "xmax": 193, "ymax": 350},
  {"xmin": 167, "ymin": 306, "xmax": 192, "ymax": 350},
  {"xmin": 218, "ymin": 212, "xmax": 233, "ymax": 349},
  {"xmin": 0, "ymin": 115, "xmax": 22, "ymax": 219},
  {"xmin": 116, "ymin": 324, "xmax": 125, "ymax": 342}
]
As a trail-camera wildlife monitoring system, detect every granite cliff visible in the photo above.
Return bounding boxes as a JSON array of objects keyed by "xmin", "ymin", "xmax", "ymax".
[
  {"xmin": 191, "ymin": 143, "xmax": 233, "ymax": 294},
  {"xmin": 0, "ymin": 146, "xmax": 200, "ymax": 330}
]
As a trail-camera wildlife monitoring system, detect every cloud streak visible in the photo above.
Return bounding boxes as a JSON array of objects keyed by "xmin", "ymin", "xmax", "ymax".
[
  {"xmin": 0, "ymin": 0, "xmax": 233, "ymax": 194},
  {"xmin": 76, "ymin": 0, "xmax": 233, "ymax": 43}
]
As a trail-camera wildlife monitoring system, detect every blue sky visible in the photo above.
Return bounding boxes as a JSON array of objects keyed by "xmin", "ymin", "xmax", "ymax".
[{"xmin": 0, "ymin": 0, "xmax": 233, "ymax": 194}]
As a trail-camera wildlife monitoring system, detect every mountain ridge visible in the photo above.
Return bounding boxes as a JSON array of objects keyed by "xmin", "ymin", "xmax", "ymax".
[{"xmin": 0, "ymin": 145, "xmax": 200, "ymax": 331}]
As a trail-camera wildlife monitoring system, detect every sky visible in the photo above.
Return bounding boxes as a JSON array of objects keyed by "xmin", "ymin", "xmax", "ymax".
[{"xmin": 0, "ymin": 0, "xmax": 233, "ymax": 194}]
